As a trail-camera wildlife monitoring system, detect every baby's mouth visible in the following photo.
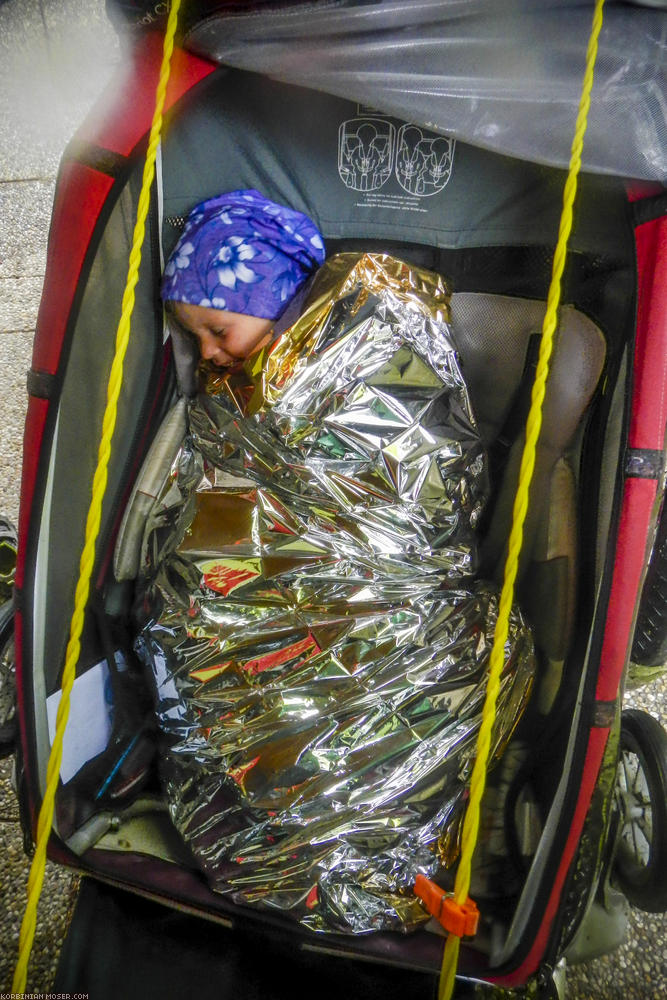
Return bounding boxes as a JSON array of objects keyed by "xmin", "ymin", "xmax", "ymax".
[{"xmin": 213, "ymin": 354, "xmax": 242, "ymax": 369}]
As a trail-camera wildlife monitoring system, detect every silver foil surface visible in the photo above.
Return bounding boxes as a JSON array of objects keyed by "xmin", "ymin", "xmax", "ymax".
[{"xmin": 136, "ymin": 254, "xmax": 535, "ymax": 933}]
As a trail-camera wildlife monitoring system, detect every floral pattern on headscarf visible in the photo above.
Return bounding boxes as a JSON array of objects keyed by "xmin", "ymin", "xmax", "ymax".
[{"xmin": 161, "ymin": 189, "xmax": 326, "ymax": 320}]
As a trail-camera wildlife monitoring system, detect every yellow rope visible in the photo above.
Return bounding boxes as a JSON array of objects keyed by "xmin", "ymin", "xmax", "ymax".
[
  {"xmin": 438, "ymin": 1, "xmax": 606, "ymax": 996},
  {"xmin": 12, "ymin": 2, "xmax": 182, "ymax": 991}
]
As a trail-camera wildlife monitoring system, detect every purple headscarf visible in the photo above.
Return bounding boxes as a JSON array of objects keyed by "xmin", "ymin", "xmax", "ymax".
[{"xmin": 161, "ymin": 189, "xmax": 326, "ymax": 320}]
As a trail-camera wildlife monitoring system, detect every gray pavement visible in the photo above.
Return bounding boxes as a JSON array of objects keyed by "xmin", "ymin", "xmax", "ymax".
[{"xmin": 0, "ymin": 1, "xmax": 665, "ymax": 996}]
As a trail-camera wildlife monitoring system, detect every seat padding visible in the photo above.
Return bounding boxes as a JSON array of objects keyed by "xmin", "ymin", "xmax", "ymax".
[{"xmin": 450, "ymin": 293, "xmax": 606, "ymax": 663}]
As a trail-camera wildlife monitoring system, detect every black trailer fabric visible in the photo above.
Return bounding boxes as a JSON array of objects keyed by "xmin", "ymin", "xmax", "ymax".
[{"xmin": 55, "ymin": 878, "xmax": 447, "ymax": 1000}]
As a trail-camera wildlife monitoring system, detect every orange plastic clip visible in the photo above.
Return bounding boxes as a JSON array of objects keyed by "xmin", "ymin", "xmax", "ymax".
[{"xmin": 413, "ymin": 874, "xmax": 479, "ymax": 938}]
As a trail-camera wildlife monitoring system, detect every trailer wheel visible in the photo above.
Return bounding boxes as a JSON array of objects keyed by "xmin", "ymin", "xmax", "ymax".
[
  {"xmin": 631, "ymin": 499, "xmax": 667, "ymax": 671},
  {"xmin": 612, "ymin": 709, "xmax": 667, "ymax": 912},
  {"xmin": 0, "ymin": 598, "xmax": 16, "ymax": 757}
]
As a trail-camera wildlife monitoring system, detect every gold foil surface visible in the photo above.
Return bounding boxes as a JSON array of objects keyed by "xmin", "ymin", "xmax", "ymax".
[{"xmin": 136, "ymin": 253, "xmax": 535, "ymax": 933}]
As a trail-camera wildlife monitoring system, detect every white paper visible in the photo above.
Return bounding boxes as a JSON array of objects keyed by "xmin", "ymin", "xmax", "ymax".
[{"xmin": 46, "ymin": 656, "xmax": 117, "ymax": 784}]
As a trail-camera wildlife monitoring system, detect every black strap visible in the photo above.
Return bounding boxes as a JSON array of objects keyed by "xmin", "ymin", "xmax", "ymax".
[
  {"xmin": 625, "ymin": 448, "xmax": 664, "ymax": 480},
  {"xmin": 632, "ymin": 190, "xmax": 667, "ymax": 228},
  {"xmin": 26, "ymin": 369, "xmax": 56, "ymax": 400},
  {"xmin": 478, "ymin": 332, "xmax": 541, "ymax": 539},
  {"xmin": 66, "ymin": 140, "xmax": 128, "ymax": 179}
]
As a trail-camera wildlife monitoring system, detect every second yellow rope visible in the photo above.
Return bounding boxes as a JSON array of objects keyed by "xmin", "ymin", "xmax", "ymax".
[{"xmin": 438, "ymin": 0, "xmax": 607, "ymax": 996}]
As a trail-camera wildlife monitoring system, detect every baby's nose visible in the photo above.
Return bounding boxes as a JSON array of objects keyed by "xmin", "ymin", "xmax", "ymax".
[{"xmin": 199, "ymin": 332, "xmax": 222, "ymax": 360}]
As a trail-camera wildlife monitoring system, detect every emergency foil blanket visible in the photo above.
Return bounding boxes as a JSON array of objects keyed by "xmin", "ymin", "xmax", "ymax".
[{"xmin": 136, "ymin": 253, "xmax": 535, "ymax": 933}]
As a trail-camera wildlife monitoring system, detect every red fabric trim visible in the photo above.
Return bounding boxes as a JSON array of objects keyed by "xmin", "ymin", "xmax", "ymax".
[
  {"xmin": 596, "ymin": 477, "xmax": 658, "ymax": 702},
  {"xmin": 76, "ymin": 34, "xmax": 216, "ymax": 157},
  {"xmin": 630, "ymin": 217, "xmax": 667, "ymax": 451},
  {"xmin": 32, "ymin": 164, "xmax": 114, "ymax": 375},
  {"xmin": 489, "ymin": 728, "xmax": 609, "ymax": 987},
  {"xmin": 594, "ymin": 211, "xmax": 666, "ymax": 703}
]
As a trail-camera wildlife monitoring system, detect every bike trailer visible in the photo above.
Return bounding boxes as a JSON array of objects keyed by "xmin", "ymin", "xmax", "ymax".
[{"xmin": 11, "ymin": 1, "xmax": 667, "ymax": 995}]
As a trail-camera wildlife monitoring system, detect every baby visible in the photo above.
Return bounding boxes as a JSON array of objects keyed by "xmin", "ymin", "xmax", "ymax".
[
  {"xmin": 141, "ymin": 185, "xmax": 540, "ymax": 939},
  {"xmin": 161, "ymin": 189, "xmax": 326, "ymax": 367}
]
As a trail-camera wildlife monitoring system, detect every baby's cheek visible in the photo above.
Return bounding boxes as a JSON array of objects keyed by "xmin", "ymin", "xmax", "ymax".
[{"xmin": 238, "ymin": 326, "xmax": 272, "ymax": 357}]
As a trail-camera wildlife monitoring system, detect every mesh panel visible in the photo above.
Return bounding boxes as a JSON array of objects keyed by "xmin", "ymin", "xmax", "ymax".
[{"xmin": 182, "ymin": 0, "xmax": 666, "ymax": 180}]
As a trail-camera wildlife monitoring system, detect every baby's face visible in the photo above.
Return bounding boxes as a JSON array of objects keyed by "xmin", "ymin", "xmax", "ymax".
[{"xmin": 171, "ymin": 301, "xmax": 273, "ymax": 368}]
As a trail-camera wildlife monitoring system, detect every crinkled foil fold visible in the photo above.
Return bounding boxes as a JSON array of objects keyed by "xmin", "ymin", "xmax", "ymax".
[{"xmin": 136, "ymin": 253, "xmax": 535, "ymax": 933}]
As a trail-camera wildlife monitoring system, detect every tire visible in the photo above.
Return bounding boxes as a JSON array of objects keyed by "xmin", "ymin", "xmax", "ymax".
[
  {"xmin": 0, "ymin": 515, "xmax": 16, "ymax": 605},
  {"xmin": 631, "ymin": 499, "xmax": 667, "ymax": 668},
  {"xmin": 0, "ymin": 598, "xmax": 16, "ymax": 757},
  {"xmin": 611, "ymin": 708, "xmax": 667, "ymax": 912}
]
